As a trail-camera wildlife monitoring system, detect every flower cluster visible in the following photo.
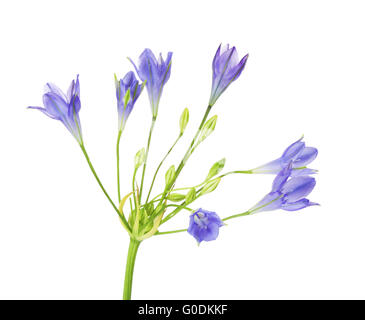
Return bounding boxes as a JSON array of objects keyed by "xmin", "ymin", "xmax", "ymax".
[
  {"xmin": 252, "ymin": 162, "xmax": 318, "ymax": 213},
  {"xmin": 29, "ymin": 44, "xmax": 319, "ymax": 299}
]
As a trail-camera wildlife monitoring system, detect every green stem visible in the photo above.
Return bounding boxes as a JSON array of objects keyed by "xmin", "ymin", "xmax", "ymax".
[
  {"xmin": 139, "ymin": 117, "xmax": 156, "ymax": 202},
  {"xmin": 116, "ymin": 130, "xmax": 122, "ymax": 203},
  {"xmin": 123, "ymin": 238, "xmax": 141, "ymax": 300},
  {"xmin": 161, "ymin": 201, "xmax": 187, "ymax": 224},
  {"xmin": 150, "ymin": 169, "xmax": 253, "ymax": 202},
  {"xmin": 146, "ymin": 133, "xmax": 182, "ymax": 203},
  {"xmin": 175, "ymin": 105, "xmax": 212, "ymax": 177},
  {"xmin": 157, "ymin": 105, "xmax": 213, "ymax": 207},
  {"xmin": 80, "ymin": 144, "xmax": 131, "ymax": 233},
  {"xmin": 222, "ymin": 210, "xmax": 251, "ymax": 221},
  {"xmin": 155, "ymin": 228, "xmax": 187, "ymax": 235}
]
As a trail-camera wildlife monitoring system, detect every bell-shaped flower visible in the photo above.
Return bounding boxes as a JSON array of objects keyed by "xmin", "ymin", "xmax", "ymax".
[
  {"xmin": 129, "ymin": 49, "xmax": 172, "ymax": 118},
  {"xmin": 115, "ymin": 71, "xmax": 144, "ymax": 131},
  {"xmin": 209, "ymin": 44, "xmax": 249, "ymax": 106},
  {"xmin": 251, "ymin": 162, "xmax": 319, "ymax": 213},
  {"xmin": 28, "ymin": 75, "xmax": 83, "ymax": 144},
  {"xmin": 187, "ymin": 208, "xmax": 224, "ymax": 244},
  {"xmin": 252, "ymin": 137, "xmax": 318, "ymax": 175}
]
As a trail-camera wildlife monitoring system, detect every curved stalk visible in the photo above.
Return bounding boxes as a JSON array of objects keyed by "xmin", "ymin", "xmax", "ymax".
[{"xmin": 80, "ymin": 144, "xmax": 131, "ymax": 233}]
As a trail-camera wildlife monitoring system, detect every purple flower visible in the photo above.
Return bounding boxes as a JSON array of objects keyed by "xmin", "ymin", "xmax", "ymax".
[
  {"xmin": 187, "ymin": 208, "xmax": 224, "ymax": 244},
  {"xmin": 251, "ymin": 162, "xmax": 319, "ymax": 213},
  {"xmin": 115, "ymin": 71, "xmax": 144, "ymax": 131},
  {"xmin": 209, "ymin": 44, "xmax": 249, "ymax": 106},
  {"xmin": 28, "ymin": 75, "xmax": 83, "ymax": 144},
  {"xmin": 252, "ymin": 137, "xmax": 318, "ymax": 176},
  {"xmin": 129, "ymin": 49, "xmax": 172, "ymax": 118}
]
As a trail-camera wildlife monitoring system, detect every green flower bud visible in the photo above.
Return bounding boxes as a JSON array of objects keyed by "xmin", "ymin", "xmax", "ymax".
[
  {"xmin": 197, "ymin": 115, "xmax": 217, "ymax": 144},
  {"xmin": 185, "ymin": 188, "xmax": 196, "ymax": 204},
  {"xmin": 200, "ymin": 178, "xmax": 221, "ymax": 195},
  {"xmin": 123, "ymin": 88, "xmax": 131, "ymax": 107},
  {"xmin": 206, "ymin": 158, "xmax": 226, "ymax": 181},
  {"xmin": 167, "ymin": 193, "xmax": 186, "ymax": 202},
  {"xmin": 179, "ymin": 108, "xmax": 189, "ymax": 135},
  {"xmin": 134, "ymin": 148, "xmax": 146, "ymax": 169},
  {"xmin": 165, "ymin": 165, "xmax": 176, "ymax": 188}
]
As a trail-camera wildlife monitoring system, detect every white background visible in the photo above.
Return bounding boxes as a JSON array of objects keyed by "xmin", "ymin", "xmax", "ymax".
[{"xmin": 0, "ymin": 0, "xmax": 364, "ymax": 300}]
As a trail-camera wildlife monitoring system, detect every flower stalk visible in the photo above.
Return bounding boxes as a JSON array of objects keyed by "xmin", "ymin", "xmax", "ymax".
[{"xmin": 123, "ymin": 238, "xmax": 141, "ymax": 300}]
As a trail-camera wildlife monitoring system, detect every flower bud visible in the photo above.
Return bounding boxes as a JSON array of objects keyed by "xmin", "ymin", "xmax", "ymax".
[
  {"xmin": 165, "ymin": 165, "xmax": 176, "ymax": 188},
  {"xmin": 185, "ymin": 188, "xmax": 196, "ymax": 204},
  {"xmin": 197, "ymin": 115, "xmax": 217, "ymax": 144},
  {"xmin": 167, "ymin": 193, "xmax": 186, "ymax": 202},
  {"xmin": 123, "ymin": 88, "xmax": 131, "ymax": 107},
  {"xmin": 179, "ymin": 108, "xmax": 189, "ymax": 135},
  {"xmin": 200, "ymin": 178, "xmax": 221, "ymax": 195},
  {"xmin": 206, "ymin": 158, "xmax": 226, "ymax": 181},
  {"xmin": 134, "ymin": 148, "xmax": 146, "ymax": 169}
]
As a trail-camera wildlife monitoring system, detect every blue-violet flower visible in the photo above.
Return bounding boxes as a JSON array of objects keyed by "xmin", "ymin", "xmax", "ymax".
[
  {"xmin": 115, "ymin": 71, "xmax": 144, "ymax": 131},
  {"xmin": 252, "ymin": 137, "xmax": 318, "ymax": 176},
  {"xmin": 251, "ymin": 162, "xmax": 319, "ymax": 213},
  {"xmin": 28, "ymin": 75, "xmax": 83, "ymax": 144},
  {"xmin": 129, "ymin": 49, "xmax": 172, "ymax": 118},
  {"xmin": 209, "ymin": 44, "xmax": 249, "ymax": 106},
  {"xmin": 187, "ymin": 208, "xmax": 224, "ymax": 244}
]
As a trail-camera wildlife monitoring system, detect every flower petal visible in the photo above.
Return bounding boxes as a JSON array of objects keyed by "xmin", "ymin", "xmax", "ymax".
[
  {"xmin": 42, "ymin": 92, "xmax": 69, "ymax": 119},
  {"xmin": 281, "ymin": 137, "xmax": 305, "ymax": 161},
  {"xmin": 282, "ymin": 199, "xmax": 319, "ymax": 211},
  {"xmin": 272, "ymin": 162, "xmax": 292, "ymax": 192},
  {"xmin": 291, "ymin": 168, "xmax": 318, "ymax": 177},
  {"xmin": 282, "ymin": 176, "xmax": 316, "ymax": 202},
  {"xmin": 294, "ymin": 147, "xmax": 318, "ymax": 167},
  {"xmin": 44, "ymin": 83, "xmax": 67, "ymax": 102},
  {"xmin": 251, "ymin": 191, "xmax": 283, "ymax": 213}
]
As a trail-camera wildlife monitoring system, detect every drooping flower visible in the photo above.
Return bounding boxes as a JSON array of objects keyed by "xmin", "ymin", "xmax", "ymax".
[
  {"xmin": 209, "ymin": 44, "xmax": 249, "ymax": 106},
  {"xmin": 251, "ymin": 162, "xmax": 319, "ymax": 213},
  {"xmin": 28, "ymin": 75, "xmax": 83, "ymax": 144},
  {"xmin": 187, "ymin": 208, "xmax": 224, "ymax": 244},
  {"xmin": 129, "ymin": 49, "xmax": 172, "ymax": 118},
  {"xmin": 115, "ymin": 71, "xmax": 144, "ymax": 131},
  {"xmin": 252, "ymin": 137, "xmax": 318, "ymax": 176}
]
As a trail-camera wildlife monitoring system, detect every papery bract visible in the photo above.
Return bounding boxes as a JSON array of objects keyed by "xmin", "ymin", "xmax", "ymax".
[
  {"xmin": 129, "ymin": 49, "xmax": 172, "ymax": 118},
  {"xmin": 28, "ymin": 75, "xmax": 83, "ymax": 144},
  {"xmin": 115, "ymin": 71, "xmax": 144, "ymax": 131},
  {"xmin": 252, "ymin": 137, "xmax": 318, "ymax": 175},
  {"xmin": 187, "ymin": 208, "xmax": 224, "ymax": 243},
  {"xmin": 251, "ymin": 162, "xmax": 318, "ymax": 213},
  {"xmin": 209, "ymin": 44, "xmax": 249, "ymax": 106}
]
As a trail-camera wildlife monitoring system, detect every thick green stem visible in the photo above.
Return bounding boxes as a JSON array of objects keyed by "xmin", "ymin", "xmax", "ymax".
[
  {"xmin": 140, "ymin": 117, "xmax": 156, "ymax": 202},
  {"xmin": 123, "ymin": 238, "xmax": 141, "ymax": 300},
  {"xmin": 116, "ymin": 130, "xmax": 122, "ymax": 203}
]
